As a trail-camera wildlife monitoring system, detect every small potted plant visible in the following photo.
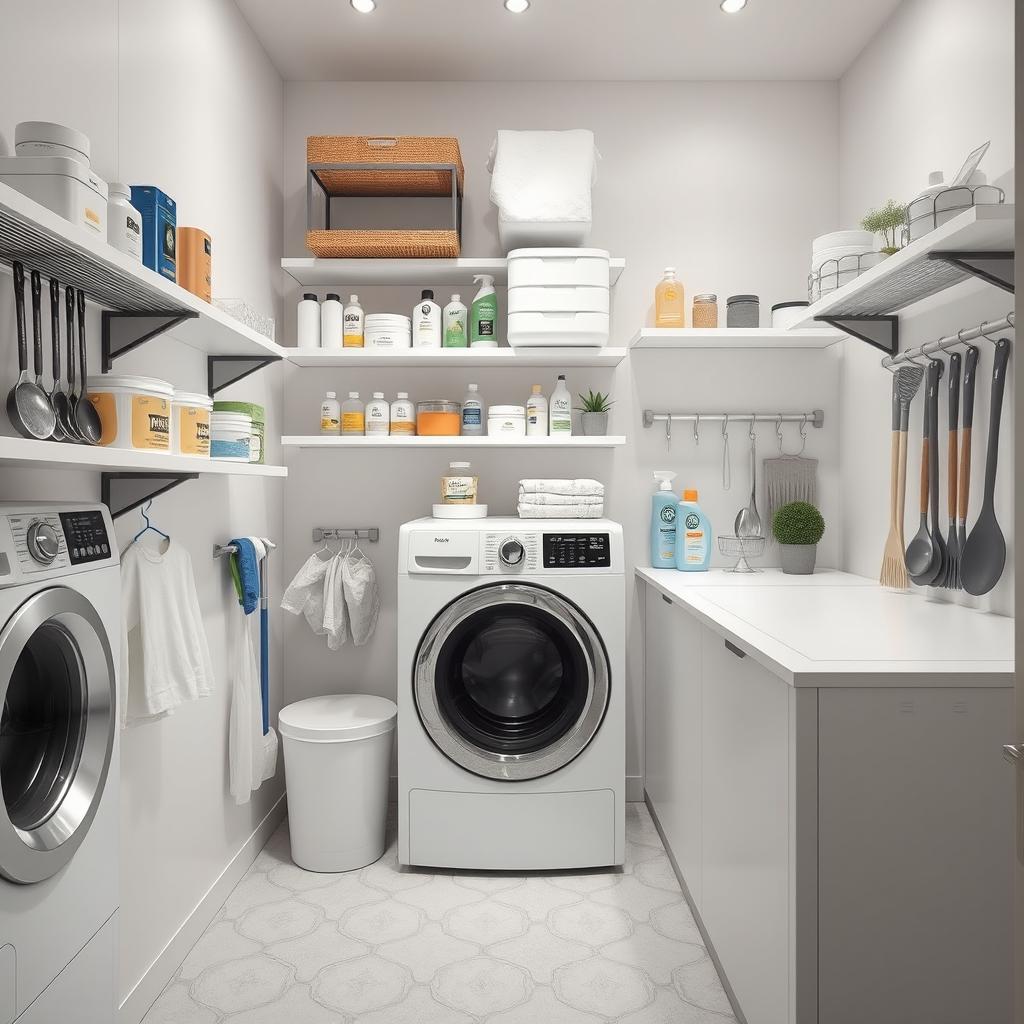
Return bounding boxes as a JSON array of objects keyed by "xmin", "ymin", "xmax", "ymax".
[
  {"xmin": 772, "ymin": 501, "xmax": 825, "ymax": 575},
  {"xmin": 861, "ymin": 199, "xmax": 909, "ymax": 255},
  {"xmin": 577, "ymin": 390, "xmax": 614, "ymax": 436}
]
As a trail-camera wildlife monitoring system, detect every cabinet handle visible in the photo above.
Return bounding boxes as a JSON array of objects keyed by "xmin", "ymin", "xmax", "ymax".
[
  {"xmin": 724, "ymin": 639, "xmax": 747, "ymax": 659},
  {"xmin": 662, "ymin": 594, "xmax": 673, "ymax": 605}
]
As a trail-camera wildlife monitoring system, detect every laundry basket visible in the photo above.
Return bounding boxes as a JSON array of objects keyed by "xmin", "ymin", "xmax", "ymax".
[{"xmin": 279, "ymin": 694, "xmax": 397, "ymax": 872}]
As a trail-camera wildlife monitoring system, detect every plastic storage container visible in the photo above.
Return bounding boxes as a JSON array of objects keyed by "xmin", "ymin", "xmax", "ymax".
[
  {"xmin": 507, "ymin": 248, "xmax": 610, "ymax": 289},
  {"xmin": 14, "ymin": 121, "xmax": 91, "ymax": 164},
  {"xmin": 171, "ymin": 391, "xmax": 213, "ymax": 457},
  {"xmin": 210, "ymin": 411, "xmax": 252, "ymax": 462},
  {"xmin": 214, "ymin": 401, "xmax": 264, "ymax": 463},
  {"xmin": 107, "ymin": 182, "xmax": 143, "ymax": 262},
  {"xmin": 508, "ymin": 311, "xmax": 609, "ymax": 348},
  {"xmin": 365, "ymin": 314, "xmax": 412, "ymax": 349},
  {"xmin": 279, "ymin": 694, "xmax": 397, "ymax": 872},
  {"xmin": 726, "ymin": 295, "xmax": 760, "ymax": 328},
  {"xmin": 488, "ymin": 405, "xmax": 527, "ymax": 436},
  {"xmin": 417, "ymin": 400, "xmax": 461, "ymax": 436},
  {"xmin": 771, "ymin": 301, "xmax": 809, "ymax": 329},
  {"xmin": 86, "ymin": 375, "xmax": 173, "ymax": 451},
  {"xmin": 507, "ymin": 286, "xmax": 609, "ymax": 314},
  {"xmin": 0, "ymin": 156, "xmax": 107, "ymax": 236}
]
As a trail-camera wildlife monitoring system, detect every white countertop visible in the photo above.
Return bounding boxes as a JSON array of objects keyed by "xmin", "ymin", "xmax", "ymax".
[{"xmin": 636, "ymin": 567, "xmax": 1015, "ymax": 687}]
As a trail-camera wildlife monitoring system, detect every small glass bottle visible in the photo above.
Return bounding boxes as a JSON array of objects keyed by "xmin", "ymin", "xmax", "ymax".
[
  {"xmin": 692, "ymin": 293, "xmax": 719, "ymax": 328},
  {"xmin": 320, "ymin": 391, "xmax": 340, "ymax": 435},
  {"xmin": 461, "ymin": 383, "xmax": 484, "ymax": 436},
  {"xmin": 390, "ymin": 392, "xmax": 416, "ymax": 436},
  {"xmin": 655, "ymin": 267, "xmax": 685, "ymax": 328},
  {"xmin": 341, "ymin": 392, "xmax": 365, "ymax": 435}
]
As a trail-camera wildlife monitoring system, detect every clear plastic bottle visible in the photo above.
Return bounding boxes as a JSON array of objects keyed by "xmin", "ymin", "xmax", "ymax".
[
  {"xmin": 365, "ymin": 392, "xmax": 390, "ymax": 435},
  {"xmin": 461, "ymin": 383, "xmax": 484, "ymax": 436},
  {"xmin": 655, "ymin": 267, "xmax": 685, "ymax": 328},
  {"xmin": 526, "ymin": 384, "xmax": 548, "ymax": 437},
  {"xmin": 343, "ymin": 294, "xmax": 364, "ymax": 347},
  {"xmin": 321, "ymin": 293, "xmax": 343, "ymax": 350},
  {"xmin": 390, "ymin": 392, "xmax": 416, "ymax": 436},
  {"xmin": 320, "ymin": 391, "xmax": 340, "ymax": 435},
  {"xmin": 341, "ymin": 392, "xmax": 365, "ymax": 435},
  {"xmin": 549, "ymin": 375, "xmax": 572, "ymax": 435}
]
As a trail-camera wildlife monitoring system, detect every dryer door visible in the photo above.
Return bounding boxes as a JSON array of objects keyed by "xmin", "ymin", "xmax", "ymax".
[
  {"xmin": 414, "ymin": 583, "xmax": 609, "ymax": 781},
  {"xmin": 0, "ymin": 587, "xmax": 115, "ymax": 884}
]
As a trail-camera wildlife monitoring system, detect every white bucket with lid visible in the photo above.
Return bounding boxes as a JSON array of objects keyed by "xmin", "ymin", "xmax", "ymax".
[
  {"xmin": 488, "ymin": 405, "xmax": 527, "ymax": 436},
  {"xmin": 171, "ymin": 391, "xmax": 213, "ymax": 458},
  {"xmin": 86, "ymin": 375, "xmax": 173, "ymax": 450},
  {"xmin": 210, "ymin": 411, "xmax": 252, "ymax": 463},
  {"xmin": 365, "ymin": 314, "xmax": 412, "ymax": 349},
  {"xmin": 15, "ymin": 121, "xmax": 91, "ymax": 165}
]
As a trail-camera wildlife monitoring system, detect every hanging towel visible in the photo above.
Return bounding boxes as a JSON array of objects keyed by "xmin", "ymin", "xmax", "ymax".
[
  {"xmin": 518, "ymin": 478, "xmax": 605, "ymax": 497},
  {"xmin": 120, "ymin": 541, "xmax": 214, "ymax": 725},
  {"xmin": 515, "ymin": 492, "xmax": 605, "ymax": 506},
  {"xmin": 342, "ymin": 547, "xmax": 380, "ymax": 646},
  {"xmin": 228, "ymin": 537, "xmax": 260, "ymax": 614},
  {"xmin": 322, "ymin": 548, "xmax": 349, "ymax": 651},
  {"xmin": 228, "ymin": 605, "xmax": 264, "ymax": 804},
  {"xmin": 281, "ymin": 551, "xmax": 333, "ymax": 634},
  {"xmin": 518, "ymin": 502, "xmax": 605, "ymax": 519}
]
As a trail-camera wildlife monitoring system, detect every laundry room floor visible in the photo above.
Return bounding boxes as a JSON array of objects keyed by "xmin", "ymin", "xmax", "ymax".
[{"xmin": 142, "ymin": 803, "xmax": 735, "ymax": 1023}]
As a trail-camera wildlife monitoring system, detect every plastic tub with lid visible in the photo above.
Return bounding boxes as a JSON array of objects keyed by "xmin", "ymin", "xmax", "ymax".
[
  {"xmin": 279, "ymin": 694, "xmax": 397, "ymax": 872},
  {"xmin": 0, "ymin": 155, "xmax": 107, "ymax": 236},
  {"xmin": 507, "ymin": 248, "xmax": 611, "ymax": 289},
  {"xmin": 488, "ymin": 405, "xmax": 527, "ymax": 436},
  {"xmin": 15, "ymin": 121, "xmax": 91, "ymax": 165},
  {"xmin": 365, "ymin": 313, "xmax": 412, "ymax": 349},
  {"xmin": 210, "ymin": 411, "xmax": 252, "ymax": 462},
  {"xmin": 507, "ymin": 311, "xmax": 609, "ymax": 348},
  {"xmin": 214, "ymin": 401, "xmax": 265, "ymax": 463},
  {"xmin": 417, "ymin": 400, "xmax": 461, "ymax": 436},
  {"xmin": 171, "ymin": 391, "xmax": 213, "ymax": 457},
  {"xmin": 507, "ymin": 285, "xmax": 609, "ymax": 314},
  {"xmin": 86, "ymin": 375, "xmax": 173, "ymax": 450}
]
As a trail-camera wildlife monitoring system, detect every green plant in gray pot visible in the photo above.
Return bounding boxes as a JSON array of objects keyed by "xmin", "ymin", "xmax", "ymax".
[
  {"xmin": 577, "ymin": 390, "xmax": 614, "ymax": 436},
  {"xmin": 772, "ymin": 501, "xmax": 825, "ymax": 575}
]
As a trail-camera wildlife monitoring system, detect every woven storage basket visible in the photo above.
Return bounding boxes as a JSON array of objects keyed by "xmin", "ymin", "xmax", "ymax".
[
  {"xmin": 307, "ymin": 136, "xmax": 464, "ymax": 197},
  {"xmin": 306, "ymin": 229, "xmax": 461, "ymax": 259}
]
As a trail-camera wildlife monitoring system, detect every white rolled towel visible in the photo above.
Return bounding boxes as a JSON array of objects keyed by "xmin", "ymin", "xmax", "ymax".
[
  {"xmin": 519, "ymin": 478, "xmax": 605, "ymax": 497},
  {"xmin": 518, "ymin": 502, "xmax": 604, "ymax": 519},
  {"xmin": 516, "ymin": 492, "xmax": 604, "ymax": 506}
]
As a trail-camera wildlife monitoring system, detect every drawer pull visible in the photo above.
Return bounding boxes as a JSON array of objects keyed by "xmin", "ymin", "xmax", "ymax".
[
  {"xmin": 724, "ymin": 639, "xmax": 747, "ymax": 659},
  {"xmin": 662, "ymin": 594, "xmax": 673, "ymax": 605}
]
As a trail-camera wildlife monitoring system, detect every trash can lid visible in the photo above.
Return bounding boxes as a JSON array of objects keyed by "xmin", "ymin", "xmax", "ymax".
[{"xmin": 279, "ymin": 694, "xmax": 397, "ymax": 743}]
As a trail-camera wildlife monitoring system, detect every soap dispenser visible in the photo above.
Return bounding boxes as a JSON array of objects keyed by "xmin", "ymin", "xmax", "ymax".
[
  {"xmin": 675, "ymin": 489, "xmax": 711, "ymax": 572},
  {"xmin": 650, "ymin": 471, "xmax": 678, "ymax": 568}
]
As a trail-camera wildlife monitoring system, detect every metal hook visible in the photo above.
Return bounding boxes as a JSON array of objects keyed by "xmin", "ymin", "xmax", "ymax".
[
  {"xmin": 693, "ymin": 413, "xmax": 700, "ymax": 447},
  {"xmin": 748, "ymin": 416, "xmax": 756, "ymax": 441},
  {"xmin": 978, "ymin": 319, "xmax": 1004, "ymax": 345},
  {"xmin": 665, "ymin": 415, "xmax": 672, "ymax": 452},
  {"xmin": 776, "ymin": 415, "xmax": 784, "ymax": 453},
  {"xmin": 722, "ymin": 415, "xmax": 731, "ymax": 491}
]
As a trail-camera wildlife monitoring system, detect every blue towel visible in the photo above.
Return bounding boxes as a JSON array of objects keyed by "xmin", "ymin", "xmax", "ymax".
[{"xmin": 229, "ymin": 537, "xmax": 260, "ymax": 615}]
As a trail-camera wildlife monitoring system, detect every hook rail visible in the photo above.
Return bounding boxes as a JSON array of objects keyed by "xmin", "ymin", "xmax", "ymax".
[
  {"xmin": 312, "ymin": 527, "xmax": 380, "ymax": 544},
  {"xmin": 881, "ymin": 312, "xmax": 1014, "ymax": 369},
  {"xmin": 643, "ymin": 410, "xmax": 825, "ymax": 429}
]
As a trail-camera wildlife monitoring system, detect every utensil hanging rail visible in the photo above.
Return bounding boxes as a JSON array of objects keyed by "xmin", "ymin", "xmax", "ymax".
[
  {"xmin": 880, "ymin": 312, "xmax": 1015, "ymax": 370},
  {"xmin": 312, "ymin": 527, "xmax": 380, "ymax": 543},
  {"xmin": 642, "ymin": 410, "xmax": 825, "ymax": 429}
]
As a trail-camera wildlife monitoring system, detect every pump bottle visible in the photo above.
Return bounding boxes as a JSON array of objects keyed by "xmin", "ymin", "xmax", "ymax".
[{"xmin": 650, "ymin": 471, "xmax": 678, "ymax": 567}]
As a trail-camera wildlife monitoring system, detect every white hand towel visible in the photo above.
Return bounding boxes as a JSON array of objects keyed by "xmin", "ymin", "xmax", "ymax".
[
  {"xmin": 518, "ymin": 478, "xmax": 605, "ymax": 497},
  {"xmin": 322, "ymin": 550, "xmax": 349, "ymax": 650},
  {"xmin": 516, "ymin": 492, "xmax": 605, "ymax": 506},
  {"xmin": 281, "ymin": 551, "xmax": 332, "ymax": 635},
  {"xmin": 342, "ymin": 548, "xmax": 380, "ymax": 646},
  {"xmin": 518, "ymin": 502, "xmax": 605, "ymax": 519},
  {"xmin": 228, "ymin": 607, "xmax": 261, "ymax": 805}
]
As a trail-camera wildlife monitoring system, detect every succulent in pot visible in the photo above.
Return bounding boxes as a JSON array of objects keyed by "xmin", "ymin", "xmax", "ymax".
[
  {"xmin": 576, "ymin": 390, "xmax": 614, "ymax": 436},
  {"xmin": 772, "ymin": 501, "xmax": 825, "ymax": 575}
]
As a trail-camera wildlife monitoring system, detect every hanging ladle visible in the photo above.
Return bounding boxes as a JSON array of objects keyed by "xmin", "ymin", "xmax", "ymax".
[
  {"xmin": 46, "ymin": 277, "xmax": 69, "ymax": 442},
  {"xmin": 6, "ymin": 264, "xmax": 56, "ymax": 440},
  {"xmin": 72, "ymin": 287, "xmax": 102, "ymax": 444}
]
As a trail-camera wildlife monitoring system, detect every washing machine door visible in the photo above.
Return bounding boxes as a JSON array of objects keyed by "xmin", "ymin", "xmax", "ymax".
[
  {"xmin": 0, "ymin": 587, "xmax": 115, "ymax": 884},
  {"xmin": 414, "ymin": 583, "xmax": 609, "ymax": 781}
]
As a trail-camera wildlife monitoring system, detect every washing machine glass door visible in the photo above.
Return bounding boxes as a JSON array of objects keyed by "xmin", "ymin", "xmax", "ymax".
[
  {"xmin": 415, "ymin": 583, "xmax": 609, "ymax": 781},
  {"xmin": 0, "ymin": 587, "xmax": 115, "ymax": 884}
]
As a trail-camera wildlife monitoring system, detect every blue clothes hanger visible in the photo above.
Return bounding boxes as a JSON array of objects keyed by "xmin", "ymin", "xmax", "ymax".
[{"xmin": 130, "ymin": 500, "xmax": 169, "ymax": 546}]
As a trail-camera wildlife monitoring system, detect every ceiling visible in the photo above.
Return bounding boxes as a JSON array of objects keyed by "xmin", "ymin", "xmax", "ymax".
[{"xmin": 234, "ymin": 0, "xmax": 905, "ymax": 82}]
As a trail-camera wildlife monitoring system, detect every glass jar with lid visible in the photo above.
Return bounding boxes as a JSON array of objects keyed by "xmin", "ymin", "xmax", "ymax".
[{"xmin": 692, "ymin": 293, "xmax": 719, "ymax": 329}]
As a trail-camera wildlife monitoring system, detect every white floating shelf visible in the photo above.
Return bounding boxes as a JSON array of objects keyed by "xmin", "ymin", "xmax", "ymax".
[
  {"xmin": 0, "ymin": 181, "xmax": 285, "ymax": 360},
  {"xmin": 285, "ymin": 346, "xmax": 628, "ymax": 368},
  {"xmin": 0, "ymin": 436, "xmax": 288, "ymax": 477},
  {"xmin": 282, "ymin": 435, "xmax": 625, "ymax": 449},
  {"xmin": 630, "ymin": 327, "xmax": 843, "ymax": 350},
  {"xmin": 795, "ymin": 203, "xmax": 1015, "ymax": 327},
  {"xmin": 281, "ymin": 256, "xmax": 626, "ymax": 288}
]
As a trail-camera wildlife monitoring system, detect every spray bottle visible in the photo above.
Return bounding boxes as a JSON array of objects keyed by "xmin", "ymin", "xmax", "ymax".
[
  {"xmin": 470, "ymin": 274, "xmax": 497, "ymax": 347},
  {"xmin": 650, "ymin": 471, "xmax": 678, "ymax": 567}
]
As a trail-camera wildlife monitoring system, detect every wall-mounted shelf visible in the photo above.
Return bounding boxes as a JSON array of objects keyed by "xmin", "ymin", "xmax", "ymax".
[
  {"xmin": 794, "ymin": 204, "xmax": 1015, "ymax": 354},
  {"xmin": 285, "ymin": 346, "xmax": 628, "ymax": 368},
  {"xmin": 281, "ymin": 256, "xmax": 626, "ymax": 288},
  {"xmin": 282, "ymin": 435, "xmax": 626, "ymax": 449},
  {"xmin": 629, "ymin": 327, "xmax": 843, "ymax": 350}
]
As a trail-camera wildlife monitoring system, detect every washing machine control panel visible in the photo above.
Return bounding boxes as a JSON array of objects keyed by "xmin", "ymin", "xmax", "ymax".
[
  {"xmin": 543, "ymin": 533, "xmax": 612, "ymax": 569},
  {"xmin": 482, "ymin": 533, "xmax": 540, "ymax": 573},
  {"xmin": 0, "ymin": 505, "xmax": 117, "ymax": 582},
  {"xmin": 59, "ymin": 510, "xmax": 112, "ymax": 566},
  {"xmin": 7, "ymin": 513, "xmax": 70, "ymax": 573}
]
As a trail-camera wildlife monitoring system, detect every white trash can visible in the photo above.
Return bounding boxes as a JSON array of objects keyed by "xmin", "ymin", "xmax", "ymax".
[{"xmin": 279, "ymin": 694, "xmax": 397, "ymax": 872}]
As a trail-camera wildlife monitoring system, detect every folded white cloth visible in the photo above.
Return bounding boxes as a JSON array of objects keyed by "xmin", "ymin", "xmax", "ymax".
[
  {"xmin": 488, "ymin": 130, "xmax": 599, "ymax": 223},
  {"xmin": 518, "ymin": 502, "xmax": 605, "ymax": 519},
  {"xmin": 516, "ymin": 491, "xmax": 604, "ymax": 506},
  {"xmin": 519, "ymin": 478, "xmax": 605, "ymax": 497},
  {"xmin": 342, "ymin": 548, "xmax": 380, "ymax": 646}
]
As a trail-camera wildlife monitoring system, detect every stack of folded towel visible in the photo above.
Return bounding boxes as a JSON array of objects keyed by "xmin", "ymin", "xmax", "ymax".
[{"xmin": 518, "ymin": 479, "xmax": 605, "ymax": 519}]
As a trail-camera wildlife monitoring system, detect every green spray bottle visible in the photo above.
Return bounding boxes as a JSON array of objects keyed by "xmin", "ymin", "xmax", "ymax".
[{"xmin": 470, "ymin": 274, "xmax": 498, "ymax": 347}]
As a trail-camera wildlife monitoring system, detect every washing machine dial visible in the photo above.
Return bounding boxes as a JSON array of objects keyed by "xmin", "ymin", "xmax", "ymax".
[
  {"xmin": 27, "ymin": 521, "xmax": 60, "ymax": 564},
  {"xmin": 499, "ymin": 537, "xmax": 525, "ymax": 568}
]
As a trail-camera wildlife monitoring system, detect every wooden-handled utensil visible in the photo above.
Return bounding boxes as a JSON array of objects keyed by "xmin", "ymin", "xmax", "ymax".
[
  {"xmin": 906, "ymin": 359, "xmax": 943, "ymax": 586},
  {"xmin": 961, "ymin": 338, "xmax": 1011, "ymax": 596},
  {"xmin": 940, "ymin": 352, "xmax": 960, "ymax": 588},
  {"xmin": 925, "ymin": 358, "xmax": 946, "ymax": 586},
  {"xmin": 957, "ymin": 345, "xmax": 979, "ymax": 565}
]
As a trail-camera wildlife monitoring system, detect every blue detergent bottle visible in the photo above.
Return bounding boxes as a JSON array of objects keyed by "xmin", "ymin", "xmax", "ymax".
[
  {"xmin": 650, "ymin": 471, "xmax": 678, "ymax": 567},
  {"xmin": 675, "ymin": 488, "xmax": 712, "ymax": 571}
]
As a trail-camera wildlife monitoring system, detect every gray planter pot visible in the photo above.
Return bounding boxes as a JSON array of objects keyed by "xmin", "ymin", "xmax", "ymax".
[
  {"xmin": 581, "ymin": 412, "xmax": 609, "ymax": 436},
  {"xmin": 780, "ymin": 543, "xmax": 817, "ymax": 575}
]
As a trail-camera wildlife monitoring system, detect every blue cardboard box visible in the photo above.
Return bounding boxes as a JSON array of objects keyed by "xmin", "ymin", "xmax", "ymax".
[{"xmin": 130, "ymin": 185, "xmax": 177, "ymax": 282}]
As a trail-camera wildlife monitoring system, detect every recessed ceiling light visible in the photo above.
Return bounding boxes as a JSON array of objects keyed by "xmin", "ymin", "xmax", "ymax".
[
  {"xmin": 720, "ymin": 0, "xmax": 747, "ymax": 11},
  {"xmin": 351, "ymin": 0, "xmax": 376, "ymax": 12},
  {"xmin": 504, "ymin": 0, "xmax": 530, "ymax": 12}
]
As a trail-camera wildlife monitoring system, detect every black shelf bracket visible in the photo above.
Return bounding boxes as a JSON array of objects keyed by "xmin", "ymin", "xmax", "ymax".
[
  {"xmin": 101, "ymin": 472, "xmax": 199, "ymax": 519},
  {"xmin": 101, "ymin": 310, "xmax": 199, "ymax": 372},
  {"xmin": 816, "ymin": 314, "xmax": 899, "ymax": 356},
  {"xmin": 928, "ymin": 250, "xmax": 1015, "ymax": 293},
  {"xmin": 208, "ymin": 354, "xmax": 282, "ymax": 397}
]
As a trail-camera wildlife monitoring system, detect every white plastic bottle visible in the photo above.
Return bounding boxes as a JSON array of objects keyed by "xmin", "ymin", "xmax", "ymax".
[
  {"xmin": 461, "ymin": 383, "xmax": 484, "ymax": 436},
  {"xmin": 297, "ymin": 293, "xmax": 320, "ymax": 349},
  {"xmin": 341, "ymin": 392, "xmax": 365, "ymax": 436},
  {"xmin": 443, "ymin": 294, "xmax": 468, "ymax": 348},
  {"xmin": 413, "ymin": 289, "xmax": 442, "ymax": 347},
  {"xmin": 526, "ymin": 384, "xmax": 548, "ymax": 437},
  {"xmin": 321, "ymin": 293, "xmax": 343, "ymax": 350},
  {"xmin": 343, "ymin": 294, "xmax": 364, "ymax": 347},
  {"xmin": 549, "ymin": 374, "xmax": 572, "ymax": 435},
  {"xmin": 320, "ymin": 391, "xmax": 340, "ymax": 435},
  {"xmin": 390, "ymin": 392, "xmax": 416, "ymax": 436},
  {"xmin": 365, "ymin": 392, "xmax": 390, "ymax": 435},
  {"xmin": 106, "ymin": 182, "xmax": 142, "ymax": 262}
]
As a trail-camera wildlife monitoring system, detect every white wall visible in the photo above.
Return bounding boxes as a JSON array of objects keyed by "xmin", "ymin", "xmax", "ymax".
[
  {"xmin": 0, "ymin": 1, "xmax": 286, "ymax": 1018},
  {"xmin": 836, "ymin": 0, "xmax": 1015, "ymax": 613},
  {"xmin": 281, "ymin": 80, "xmax": 840, "ymax": 793}
]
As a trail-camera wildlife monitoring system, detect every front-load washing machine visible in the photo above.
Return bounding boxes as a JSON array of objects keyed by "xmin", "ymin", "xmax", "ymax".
[
  {"xmin": 0, "ymin": 503, "xmax": 119, "ymax": 1024},
  {"xmin": 398, "ymin": 517, "xmax": 624, "ymax": 870}
]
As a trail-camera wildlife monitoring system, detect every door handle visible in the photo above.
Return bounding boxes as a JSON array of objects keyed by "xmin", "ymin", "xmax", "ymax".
[
  {"xmin": 662, "ymin": 594, "xmax": 673, "ymax": 605},
  {"xmin": 724, "ymin": 639, "xmax": 747, "ymax": 659},
  {"xmin": 1002, "ymin": 743, "xmax": 1024, "ymax": 766},
  {"xmin": 1005, "ymin": 744, "xmax": 1024, "ymax": 867}
]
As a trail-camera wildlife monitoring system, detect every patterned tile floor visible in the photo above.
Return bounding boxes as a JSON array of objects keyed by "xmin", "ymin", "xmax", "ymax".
[{"xmin": 143, "ymin": 804, "xmax": 736, "ymax": 1023}]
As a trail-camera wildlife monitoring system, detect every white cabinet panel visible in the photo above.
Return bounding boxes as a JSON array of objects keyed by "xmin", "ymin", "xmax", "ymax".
[
  {"xmin": 701, "ymin": 628, "xmax": 790, "ymax": 1024},
  {"xmin": 644, "ymin": 592, "xmax": 703, "ymax": 906}
]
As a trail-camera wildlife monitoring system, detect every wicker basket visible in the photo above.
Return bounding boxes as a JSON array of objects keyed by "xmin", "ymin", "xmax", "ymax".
[
  {"xmin": 307, "ymin": 136, "xmax": 464, "ymax": 197},
  {"xmin": 306, "ymin": 229, "xmax": 461, "ymax": 259}
]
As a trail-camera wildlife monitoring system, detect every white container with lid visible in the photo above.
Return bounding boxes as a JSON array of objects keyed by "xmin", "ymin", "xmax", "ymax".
[
  {"xmin": 107, "ymin": 182, "xmax": 143, "ymax": 262},
  {"xmin": 171, "ymin": 390, "xmax": 213, "ymax": 457},
  {"xmin": 0, "ymin": 155, "xmax": 107, "ymax": 236},
  {"xmin": 86, "ymin": 375, "xmax": 174, "ymax": 451},
  {"xmin": 507, "ymin": 248, "xmax": 611, "ymax": 289},
  {"xmin": 210, "ymin": 411, "xmax": 252, "ymax": 462},
  {"xmin": 15, "ymin": 121, "xmax": 91, "ymax": 165},
  {"xmin": 811, "ymin": 229, "xmax": 875, "ymax": 255},
  {"xmin": 507, "ymin": 285, "xmax": 609, "ymax": 314},
  {"xmin": 279, "ymin": 694, "xmax": 397, "ymax": 872},
  {"xmin": 297, "ymin": 294, "xmax": 320, "ymax": 349},
  {"xmin": 365, "ymin": 313, "xmax": 412, "ymax": 349},
  {"xmin": 488, "ymin": 405, "xmax": 527, "ymax": 436},
  {"xmin": 771, "ymin": 302, "xmax": 810, "ymax": 330},
  {"xmin": 507, "ymin": 310, "xmax": 609, "ymax": 348}
]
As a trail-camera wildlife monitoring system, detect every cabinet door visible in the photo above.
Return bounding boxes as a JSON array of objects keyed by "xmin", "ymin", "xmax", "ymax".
[
  {"xmin": 701, "ymin": 628, "xmax": 790, "ymax": 1024},
  {"xmin": 644, "ymin": 590, "xmax": 703, "ymax": 906}
]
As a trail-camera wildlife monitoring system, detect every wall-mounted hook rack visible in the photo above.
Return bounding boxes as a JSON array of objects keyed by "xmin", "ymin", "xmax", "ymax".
[
  {"xmin": 101, "ymin": 310, "xmax": 200, "ymax": 372},
  {"xmin": 312, "ymin": 527, "xmax": 380, "ymax": 543},
  {"xmin": 881, "ymin": 312, "xmax": 1015, "ymax": 370},
  {"xmin": 101, "ymin": 471, "xmax": 199, "ymax": 519},
  {"xmin": 208, "ymin": 354, "xmax": 282, "ymax": 396},
  {"xmin": 643, "ymin": 410, "xmax": 825, "ymax": 430}
]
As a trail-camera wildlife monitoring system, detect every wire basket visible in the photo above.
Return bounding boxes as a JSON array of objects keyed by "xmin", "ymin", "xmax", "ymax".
[
  {"xmin": 718, "ymin": 535, "xmax": 766, "ymax": 574},
  {"xmin": 905, "ymin": 183, "xmax": 1005, "ymax": 243},
  {"xmin": 808, "ymin": 250, "xmax": 888, "ymax": 303}
]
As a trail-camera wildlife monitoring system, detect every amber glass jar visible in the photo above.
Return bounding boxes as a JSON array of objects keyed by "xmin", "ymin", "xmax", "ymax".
[{"xmin": 692, "ymin": 293, "xmax": 719, "ymax": 328}]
